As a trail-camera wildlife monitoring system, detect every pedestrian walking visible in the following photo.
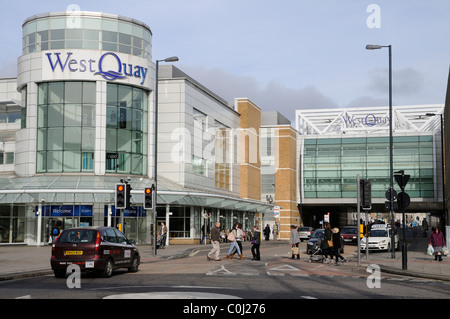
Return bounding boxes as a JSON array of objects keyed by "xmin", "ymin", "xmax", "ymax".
[
  {"xmin": 207, "ymin": 221, "xmax": 222, "ymax": 261},
  {"xmin": 158, "ymin": 222, "xmax": 168, "ymax": 249},
  {"xmin": 264, "ymin": 224, "xmax": 271, "ymax": 241},
  {"xmin": 230, "ymin": 223, "xmax": 245, "ymax": 259},
  {"xmin": 226, "ymin": 224, "xmax": 245, "ymax": 260},
  {"xmin": 273, "ymin": 222, "xmax": 279, "ymax": 241},
  {"xmin": 332, "ymin": 227, "xmax": 347, "ymax": 265},
  {"xmin": 290, "ymin": 225, "xmax": 300, "ymax": 259},
  {"xmin": 429, "ymin": 226, "xmax": 446, "ymax": 261},
  {"xmin": 251, "ymin": 226, "xmax": 261, "ymax": 260},
  {"xmin": 321, "ymin": 222, "xmax": 334, "ymax": 263},
  {"xmin": 201, "ymin": 223, "xmax": 210, "ymax": 244}
]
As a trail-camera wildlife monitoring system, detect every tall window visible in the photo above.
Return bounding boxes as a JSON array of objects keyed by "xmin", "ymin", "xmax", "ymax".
[
  {"xmin": 192, "ymin": 108, "xmax": 207, "ymax": 176},
  {"xmin": 106, "ymin": 83, "xmax": 148, "ymax": 175},
  {"xmin": 260, "ymin": 128, "xmax": 275, "ymax": 201},
  {"xmin": 214, "ymin": 121, "xmax": 231, "ymax": 190},
  {"xmin": 37, "ymin": 82, "xmax": 96, "ymax": 173}
]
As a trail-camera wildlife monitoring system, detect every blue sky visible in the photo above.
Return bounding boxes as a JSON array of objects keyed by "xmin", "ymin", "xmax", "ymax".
[{"xmin": 0, "ymin": 0, "xmax": 449, "ymax": 122}]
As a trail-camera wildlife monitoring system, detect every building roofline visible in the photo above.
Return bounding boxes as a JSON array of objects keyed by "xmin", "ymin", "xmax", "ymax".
[{"xmin": 22, "ymin": 11, "xmax": 152, "ymax": 35}]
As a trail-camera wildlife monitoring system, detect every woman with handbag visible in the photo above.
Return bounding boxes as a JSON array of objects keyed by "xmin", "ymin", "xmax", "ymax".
[
  {"xmin": 230, "ymin": 223, "xmax": 245, "ymax": 259},
  {"xmin": 226, "ymin": 224, "xmax": 245, "ymax": 260},
  {"xmin": 429, "ymin": 226, "xmax": 446, "ymax": 261},
  {"xmin": 290, "ymin": 225, "xmax": 300, "ymax": 259},
  {"xmin": 322, "ymin": 223, "xmax": 334, "ymax": 263}
]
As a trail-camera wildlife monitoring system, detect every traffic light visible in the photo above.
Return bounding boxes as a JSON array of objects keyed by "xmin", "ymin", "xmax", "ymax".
[
  {"xmin": 115, "ymin": 183, "xmax": 126, "ymax": 209},
  {"xmin": 360, "ymin": 179, "xmax": 371, "ymax": 209},
  {"xmin": 126, "ymin": 183, "xmax": 132, "ymax": 209},
  {"xmin": 144, "ymin": 187, "xmax": 153, "ymax": 209}
]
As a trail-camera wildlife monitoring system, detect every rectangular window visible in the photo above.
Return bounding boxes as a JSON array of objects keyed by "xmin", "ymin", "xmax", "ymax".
[
  {"xmin": 37, "ymin": 81, "xmax": 96, "ymax": 173},
  {"xmin": 6, "ymin": 152, "xmax": 15, "ymax": 165}
]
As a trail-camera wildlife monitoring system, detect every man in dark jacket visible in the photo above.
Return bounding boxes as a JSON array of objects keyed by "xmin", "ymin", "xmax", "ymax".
[
  {"xmin": 251, "ymin": 226, "xmax": 261, "ymax": 260},
  {"xmin": 332, "ymin": 227, "xmax": 347, "ymax": 265},
  {"xmin": 207, "ymin": 221, "xmax": 221, "ymax": 261}
]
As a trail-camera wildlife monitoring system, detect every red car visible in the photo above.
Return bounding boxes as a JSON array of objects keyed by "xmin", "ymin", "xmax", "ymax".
[
  {"xmin": 340, "ymin": 226, "xmax": 358, "ymax": 244},
  {"xmin": 51, "ymin": 226, "xmax": 140, "ymax": 278}
]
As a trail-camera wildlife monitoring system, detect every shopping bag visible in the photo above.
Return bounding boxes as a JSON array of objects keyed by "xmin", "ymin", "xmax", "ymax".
[
  {"xmin": 427, "ymin": 244, "xmax": 434, "ymax": 256},
  {"xmin": 291, "ymin": 246, "xmax": 299, "ymax": 255},
  {"xmin": 442, "ymin": 246, "xmax": 448, "ymax": 256}
]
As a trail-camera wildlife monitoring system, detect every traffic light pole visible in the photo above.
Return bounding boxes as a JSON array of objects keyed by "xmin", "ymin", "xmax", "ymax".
[{"xmin": 357, "ymin": 175, "xmax": 361, "ymax": 265}]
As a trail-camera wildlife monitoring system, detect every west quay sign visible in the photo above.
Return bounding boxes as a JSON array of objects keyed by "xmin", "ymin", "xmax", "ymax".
[
  {"xmin": 342, "ymin": 114, "xmax": 390, "ymax": 127},
  {"xmin": 43, "ymin": 51, "xmax": 149, "ymax": 85}
]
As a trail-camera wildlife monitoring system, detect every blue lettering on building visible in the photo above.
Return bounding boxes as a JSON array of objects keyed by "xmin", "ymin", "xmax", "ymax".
[
  {"xmin": 342, "ymin": 114, "xmax": 389, "ymax": 127},
  {"xmin": 45, "ymin": 51, "xmax": 148, "ymax": 85}
]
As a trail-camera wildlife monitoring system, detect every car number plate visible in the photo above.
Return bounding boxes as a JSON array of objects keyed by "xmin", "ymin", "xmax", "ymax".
[
  {"xmin": 65, "ymin": 250, "xmax": 83, "ymax": 256},
  {"xmin": 86, "ymin": 261, "xmax": 94, "ymax": 268}
]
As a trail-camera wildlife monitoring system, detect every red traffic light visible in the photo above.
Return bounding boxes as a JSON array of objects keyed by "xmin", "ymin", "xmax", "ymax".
[
  {"xmin": 117, "ymin": 185, "xmax": 125, "ymax": 192},
  {"xmin": 145, "ymin": 188, "xmax": 152, "ymax": 194}
]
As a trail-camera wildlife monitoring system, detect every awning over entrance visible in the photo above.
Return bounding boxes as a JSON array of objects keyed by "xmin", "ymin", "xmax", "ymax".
[{"xmin": 0, "ymin": 174, "xmax": 273, "ymax": 213}]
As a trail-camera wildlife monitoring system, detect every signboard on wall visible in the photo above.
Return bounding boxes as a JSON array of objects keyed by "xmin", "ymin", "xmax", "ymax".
[
  {"xmin": 274, "ymin": 206, "xmax": 280, "ymax": 218},
  {"xmin": 41, "ymin": 50, "xmax": 151, "ymax": 87}
]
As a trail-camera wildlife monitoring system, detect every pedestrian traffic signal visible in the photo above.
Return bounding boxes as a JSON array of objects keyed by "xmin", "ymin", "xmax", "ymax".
[
  {"xmin": 126, "ymin": 183, "xmax": 132, "ymax": 209},
  {"xmin": 115, "ymin": 183, "xmax": 126, "ymax": 209},
  {"xmin": 144, "ymin": 187, "xmax": 153, "ymax": 209},
  {"xmin": 360, "ymin": 179, "xmax": 371, "ymax": 210}
]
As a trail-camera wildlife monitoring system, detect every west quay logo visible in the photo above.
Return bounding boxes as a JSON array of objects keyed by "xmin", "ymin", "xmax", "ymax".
[
  {"xmin": 45, "ymin": 52, "xmax": 148, "ymax": 85},
  {"xmin": 342, "ymin": 114, "xmax": 390, "ymax": 127}
]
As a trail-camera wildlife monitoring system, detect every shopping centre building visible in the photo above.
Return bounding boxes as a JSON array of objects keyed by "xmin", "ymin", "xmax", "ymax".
[
  {"xmin": 0, "ymin": 11, "xmax": 287, "ymax": 245},
  {"xmin": 1, "ymin": 10, "xmax": 447, "ymax": 246},
  {"xmin": 295, "ymin": 104, "xmax": 445, "ymax": 228}
]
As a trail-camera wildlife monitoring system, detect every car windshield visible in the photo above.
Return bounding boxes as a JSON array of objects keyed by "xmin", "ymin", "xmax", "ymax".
[
  {"xmin": 371, "ymin": 229, "xmax": 388, "ymax": 237},
  {"xmin": 342, "ymin": 228, "xmax": 357, "ymax": 234},
  {"xmin": 311, "ymin": 230, "xmax": 324, "ymax": 239},
  {"xmin": 298, "ymin": 227, "xmax": 309, "ymax": 231},
  {"xmin": 59, "ymin": 229, "xmax": 97, "ymax": 243}
]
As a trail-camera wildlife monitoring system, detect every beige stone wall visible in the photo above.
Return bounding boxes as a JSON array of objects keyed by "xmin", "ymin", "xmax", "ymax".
[
  {"xmin": 274, "ymin": 126, "xmax": 299, "ymax": 240},
  {"xmin": 237, "ymin": 98, "xmax": 261, "ymax": 201}
]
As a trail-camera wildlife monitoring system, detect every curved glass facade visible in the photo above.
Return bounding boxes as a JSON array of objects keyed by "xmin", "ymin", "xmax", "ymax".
[
  {"xmin": 37, "ymin": 81, "xmax": 96, "ymax": 173},
  {"xmin": 106, "ymin": 83, "xmax": 148, "ymax": 175},
  {"xmin": 22, "ymin": 13, "xmax": 152, "ymax": 59},
  {"xmin": 303, "ymin": 135, "xmax": 434, "ymax": 199}
]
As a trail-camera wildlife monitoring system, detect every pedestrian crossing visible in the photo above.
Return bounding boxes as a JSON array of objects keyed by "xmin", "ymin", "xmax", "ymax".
[{"xmin": 205, "ymin": 262, "xmax": 447, "ymax": 284}]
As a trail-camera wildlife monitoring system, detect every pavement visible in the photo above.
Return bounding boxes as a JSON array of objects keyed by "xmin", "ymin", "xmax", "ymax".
[{"xmin": 0, "ymin": 233, "xmax": 449, "ymax": 283}]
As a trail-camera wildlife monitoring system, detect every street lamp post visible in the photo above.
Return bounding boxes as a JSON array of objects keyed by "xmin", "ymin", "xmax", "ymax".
[
  {"xmin": 153, "ymin": 56, "xmax": 179, "ymax": 256},
  {"xmin": 366, "ymin": 44, "xmax": 396, "ymax": 258}
]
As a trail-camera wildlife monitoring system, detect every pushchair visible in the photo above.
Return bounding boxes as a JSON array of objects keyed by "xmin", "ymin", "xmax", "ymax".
[
  {"xmin": 308, "ymin": 241, "xmax": 325, "ymax": 263},
  {"xmin": 156, "ymin": 235, "xmax": 166, "ymax": 249}
]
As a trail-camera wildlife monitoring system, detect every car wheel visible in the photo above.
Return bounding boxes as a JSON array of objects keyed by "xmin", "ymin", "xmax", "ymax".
[
  {"xmin": 54, "ymin": 269, "xmax": 66, "ymax": 278},
  {"xmin": 101, "ymin": 259, "xmax": 113, "ymax": 278},
  {"xmin": 128, "ymin": 255, "xmax": 139, "ymax": 273}
]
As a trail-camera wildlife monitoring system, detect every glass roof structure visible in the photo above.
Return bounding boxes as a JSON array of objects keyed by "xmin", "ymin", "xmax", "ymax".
[{"xmin": 0, "ymin": 174, "xmax": 273, "ymax": 213}]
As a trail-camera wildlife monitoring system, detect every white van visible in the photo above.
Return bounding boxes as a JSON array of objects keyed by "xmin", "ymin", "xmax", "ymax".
[{"xmin": 360, "ymin": 224, "xmax": 399, "ymax": 251}]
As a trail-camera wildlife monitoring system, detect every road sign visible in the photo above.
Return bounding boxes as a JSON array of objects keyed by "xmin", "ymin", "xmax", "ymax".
[
  {"xmin": 397, "ymin": 192, "xmax": 411, "ymax": 210},
  {"xmin": 385, "ymin": 188, "xmax": 397, "ymax": 201},
  {"xmin": 395, "ymin": 173, "xmax": 410, "ymax": 190}
]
